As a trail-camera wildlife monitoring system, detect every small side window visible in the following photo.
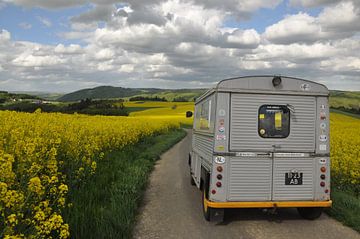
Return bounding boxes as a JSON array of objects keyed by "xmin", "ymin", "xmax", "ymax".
[
  {"xmin": 258, "ymin": 105, "xmax": 290, "ymax": 138},
  {"xmin": 199, "ymin": 100, "xmax": 211, "ymax": 130},
  {"xmin": 194, "ymin": 98, "xmax": 213, "ymax": 132}
]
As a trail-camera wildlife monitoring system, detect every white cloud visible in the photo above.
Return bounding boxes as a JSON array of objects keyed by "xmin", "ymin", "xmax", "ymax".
[
  {"xmin": 119, "ymin": 64, "xmax": 135, "ymax": 73},
  {"xmin": 0, "ymin": 29, "xmax": 11, "ymax": 42},
  {"xmin": 93, "ymin": 48, "xmax": 115, "ymax": 60},
  {"xmin": 1, "ymin": 0, "xmax": 360, "ymax": 92},
  {"xmin": 264, "ymin": 12, "xmax": 323, "ymax": 44},
  {"xmin": 253, "ymin": 42, "xmax": 339, "ymax": 61},
  {"xmin": 226, "ymin": 29, "xmax": 260, "ymax": 48},
  {"xmin": 37, "ymin": 16, "xmax": 52, "ymax": 27},
  {"xmin": 318, "ymin": 1, "xmax": 360, "ymax": 31},
  {"xmin": 3, "ymin": 0, "xmax": 86, "ymax": 9},
  {"xmin": 54, "ymin": 44, "xmax": 83, "ymax": 54},
  {"xmin": 12, "ymin": 53, "xmax": 65, "ymax": 67},
  {"xmin": 71, "ymin": 4, "xmax": 115, "ymax": 24},
  {"xmin": 195, "ymin": 0, "xmax": 282, "ymax": 19},
  {"xmin": 58, "ymin": 31, "xmax": 93, "ymax": 40},
  {"xmin": 264, "ymin": 2, "xmax": 360, "ymax": 44},
  {"xmin": 289, "ymin": 0, "xmax": 341, "ymax": 8},
  {"xmin": 18, "ymin": 22, "xmax": 32, "ymax": 29}
]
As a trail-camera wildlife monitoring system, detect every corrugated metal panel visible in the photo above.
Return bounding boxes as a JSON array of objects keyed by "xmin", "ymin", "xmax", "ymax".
[
  {"xmin": 193, "ymin": 133, "xmax": 213, "ymax": 161},
  {"xmin": 228, "ymin": 157, "xmax": 272, "ymax": 201},
  {"xmin": 230, "ymin": 94, "xmax": 316, "ymax": 152},
  {"xmin": 272, "ymin": 158, "xmax": 314, "ymax": 201}
]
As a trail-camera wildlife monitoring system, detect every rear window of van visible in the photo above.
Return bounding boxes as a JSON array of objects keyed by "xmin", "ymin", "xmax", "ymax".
[{"xmin": 258, "ymin": 105, "xmax": 290, "ymax": 138}]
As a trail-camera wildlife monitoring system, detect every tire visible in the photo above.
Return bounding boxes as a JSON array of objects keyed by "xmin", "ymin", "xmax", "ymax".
[
  {"xmin": 190, "ymin": 174, "xmax": 196, "ymax": 186},
  {"xmin": 297, "ymin": 207, "xmax": 323, "ymax": 220},
  {"xmin": 202, "ymin": 188, "xmax": 225, "ymax": 222},
  {"xmin": 202, "ymin": 189, "xmax": 211, "ymax": 221}
]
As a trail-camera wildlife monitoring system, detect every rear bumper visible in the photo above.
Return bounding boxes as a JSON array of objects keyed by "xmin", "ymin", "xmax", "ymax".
[{"xmin": 205, "ymin": 199, "xmax": 332, "ymax": 209}]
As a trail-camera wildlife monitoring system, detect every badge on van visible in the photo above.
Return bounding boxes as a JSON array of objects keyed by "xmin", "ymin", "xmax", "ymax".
[
  {"xmin": 319, "ymin": 135, "xmax": 328, "ymax": 142},
  {"xmin": 216, "ymin": 135, "xmax": 226, "ymax": 140},
  {"xmin": 300, "ymin": 83, "xmax": 311, "ymax": 91}
]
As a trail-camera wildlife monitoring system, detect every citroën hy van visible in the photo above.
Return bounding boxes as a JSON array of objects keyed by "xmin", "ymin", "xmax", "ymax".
[{"xmin": 187, "ymin": 76, "xmax": 332, "ymax": 222}]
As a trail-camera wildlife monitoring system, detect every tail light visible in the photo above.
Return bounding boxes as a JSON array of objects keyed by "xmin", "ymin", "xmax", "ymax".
[{"xmin": 320, "ymin": 182, "xmax": 325, "ymax": 187}]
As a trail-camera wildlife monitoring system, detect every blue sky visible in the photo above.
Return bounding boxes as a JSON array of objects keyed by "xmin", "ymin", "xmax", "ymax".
[
  {"xmin": 228, "ymin": 1, "xmax": 322, "ymax": 33},
  {"xmin": 0, "ymin": 3, "xmax": 91, "ymax": 44},
  {"xmin": 0, "ymin": 0, "xmax": 359, "ymax": 92},
  {"xmin": 0, "ymin": 0, "xmax": 322, "ymax": 45}
]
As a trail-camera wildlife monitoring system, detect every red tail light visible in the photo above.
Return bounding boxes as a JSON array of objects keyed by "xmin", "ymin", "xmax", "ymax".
[
  {"xmin": 320, "ymin": 182, "xmax": 325, "ymax": 187},
  {"xmin": 211, "ymin": 189, "xmax": 216, "ymax": 194},
  {"xmin": 216, "ymin": 182, "xmax": 222, "ymax": 187}
]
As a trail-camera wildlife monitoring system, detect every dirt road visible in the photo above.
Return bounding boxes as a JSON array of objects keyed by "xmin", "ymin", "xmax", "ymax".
[{"xmin": 134, "ymin": 131, "xmax": 360, "ymax": 239}]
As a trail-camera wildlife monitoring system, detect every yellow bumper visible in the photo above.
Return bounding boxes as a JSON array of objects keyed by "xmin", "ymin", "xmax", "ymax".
[{"xmin": 205, "ymin": 199, "xmax": 332, "ymax": 209}]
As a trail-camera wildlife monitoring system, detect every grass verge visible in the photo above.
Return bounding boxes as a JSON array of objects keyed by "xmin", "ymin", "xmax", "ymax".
[
  {"xmin": 330, "ymin": 108, "xmax": 360, "ymax": 119},
  {"xmin": 325, "ymin": 188, "xmax": 360, "ymax": 233},
  {"xmin": 63, "ymin": 128, "xmax": 187, "ymax": 239}
]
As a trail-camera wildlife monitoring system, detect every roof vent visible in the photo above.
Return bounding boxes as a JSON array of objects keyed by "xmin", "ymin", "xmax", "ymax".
[{"xmin": 272, "ymin": 76, "xmax": 282, "ymax": 87}]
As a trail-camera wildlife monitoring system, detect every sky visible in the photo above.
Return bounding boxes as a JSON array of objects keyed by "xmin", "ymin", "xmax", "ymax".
[{"xmin": 0, "ymin": 0, "xmax": 359, "ymax": 93}]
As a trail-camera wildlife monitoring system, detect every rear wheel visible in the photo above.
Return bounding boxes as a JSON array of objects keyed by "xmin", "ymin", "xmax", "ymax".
[
  {"xmin": 202, "ymin": 189, "xmax": 211, "ymax": 221},
  {"xmin": 190, "ymin": 174, "xmax": 196, "ymax": 186},
  {"xmin": 202, "ymin": 187, "xmax": 224, "ymax": 222},
  {"xmin": 297, "ymin": 207, "xmax": 323, "ymax": 220}
]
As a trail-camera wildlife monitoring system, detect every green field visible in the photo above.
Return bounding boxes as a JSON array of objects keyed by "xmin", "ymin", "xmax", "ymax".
[
  {"xmin": 64, "ymin": 129, "xmax": 186, "ymax": 239},
  {"xmin": 330, "ymin": 91, "xmax": 360, "ymax": 114},
  {"xmin": 57, "ymin": 86, "xmax": 205, "ymax": 102}
]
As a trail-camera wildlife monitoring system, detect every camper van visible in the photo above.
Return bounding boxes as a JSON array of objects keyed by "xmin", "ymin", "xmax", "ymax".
[{"xmin": 188, "ymin": 76, "xmax": 332, "ymax": 222}]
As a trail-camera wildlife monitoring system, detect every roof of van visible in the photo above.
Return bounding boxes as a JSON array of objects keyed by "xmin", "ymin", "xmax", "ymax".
[{"xmin": 196, "ymin": 75, "xmax": 329, "ymax": 103}]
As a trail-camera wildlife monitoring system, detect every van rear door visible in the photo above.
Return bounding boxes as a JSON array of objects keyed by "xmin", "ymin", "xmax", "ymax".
[{"xmin": 227, "ymin": 93, "xmax": 316, "ymax": 201}]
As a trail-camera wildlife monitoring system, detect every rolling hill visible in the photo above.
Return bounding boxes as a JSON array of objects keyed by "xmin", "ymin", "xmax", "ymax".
[
  {"xmin": 57, "ymin": 86, "xmax": 205, "ymax": 102},
  {"xmin": 329, "ymin": 91, "xmax": 360, "ymax": 108}
]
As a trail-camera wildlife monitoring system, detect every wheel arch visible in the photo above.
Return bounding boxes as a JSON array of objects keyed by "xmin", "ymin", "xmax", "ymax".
[{"xmin": 200, "ymin": 167, "xmax": 210, "ymax": 193}]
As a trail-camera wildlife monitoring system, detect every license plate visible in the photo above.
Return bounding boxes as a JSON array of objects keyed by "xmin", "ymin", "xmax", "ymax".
[{"xmin": 285, "ymin": 172, "xmax": 303, "ymax": 185}]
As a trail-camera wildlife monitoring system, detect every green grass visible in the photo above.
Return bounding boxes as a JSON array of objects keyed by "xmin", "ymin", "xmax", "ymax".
[
  {"xmin": 325, "ymin": 188, "xmax": 360, "ymax": 233},
  {"xmin": 125, "ymin": 106, "xmax": 159, "ymax": 113},
  {"xmin": 330, "ymin": 91, "xmax": 360, "ymax": 115},
  {"xmin": 330, "ymin": 108, "xmax": 360, "ymax": 119},
  {"xmin": 63, "ymin": 129, "xmax": 187, "ymax": 239}
]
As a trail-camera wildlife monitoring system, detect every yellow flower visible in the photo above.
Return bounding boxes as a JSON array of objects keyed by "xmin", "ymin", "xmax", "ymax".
[
  {"xmin": 0, "ymin": 107, "xmax": 182, "ymax": 238},
  {"xmin": 58, "ymin": 184, "xmax": 68, "ymax": 194},
  {"xmin": 7, "ymin": 214, "xmax": 18, "ymax": 226},
  {"xmin": 28, "ymin": 177, "xmax": 44, "ymax": 196}
]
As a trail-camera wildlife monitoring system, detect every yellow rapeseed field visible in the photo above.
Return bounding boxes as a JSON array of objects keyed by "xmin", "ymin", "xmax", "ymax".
[
  {"xmin": 124, "ymin": 101, "xmax": 194, "ymax": 126},
  {"xmin": 330, "ymin": 113, "xmax": 360, "ymax": 192},
  {"xmin": 0, "ymin": 110, "xmax": 180, "ymax": 238},
  {"xmin": 1, "ymin": 101, "xmax": 358, "ymax": 238}
]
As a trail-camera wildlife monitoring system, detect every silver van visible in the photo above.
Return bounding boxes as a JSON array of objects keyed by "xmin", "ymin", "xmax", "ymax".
[{"xmin": 187, "ymin": 76, "xmax": 332, "ymax": 222}]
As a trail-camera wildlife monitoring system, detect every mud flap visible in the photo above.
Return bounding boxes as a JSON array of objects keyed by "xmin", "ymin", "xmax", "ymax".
[{"xmin": 210, "ymin": 208, "xmax": 224, "ymax": 222}]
